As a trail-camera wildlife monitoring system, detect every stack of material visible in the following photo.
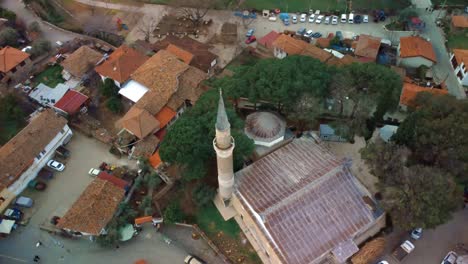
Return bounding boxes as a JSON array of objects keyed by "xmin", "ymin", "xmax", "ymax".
[{"xmin": 351, "ymin": 237, "xmax": 386, "ymax": 264}]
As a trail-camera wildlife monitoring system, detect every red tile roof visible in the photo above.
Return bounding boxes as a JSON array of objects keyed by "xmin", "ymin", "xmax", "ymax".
[
  {"xmin": 453, "ymin": 49, "xmax": 468, "ymax": 67},
  {"xmin": 452, "ymin": 15, "xmax": 468, "ymax": 28},
  {"xmin": 272, "ymin": 34, "xmax": 308, "ymax": 55},
  {"xmin": 0, "ymin": 46, "xmax": 30, "ymax": 73},
  {"xmin": 149, "ymin": 150, "xmax": 162, "ymax": 168},
  {"xmin": 354, "ymin": 34, "xmax": 382, "ymax": 60},
  {"xmin": 235, "ymin": 139, "xmax": 377, "ymax": 264},
  {"xmin": 400, "ymin": 82, "xmax": 448, "ymax": 107},
  {"xmin": 166, "ymin": 44, "xmax": 194, "ymax": 64},
  {"xmin": 95, "ymin": 45, "xmax": 149, "ymax": 84},
  {"xmin": 154, "ymin": 106, "xmax": 177, "ymax": 129},
  {"xmin": 258, "ymin": 31, "xmax": 280, "ymax": 49},
  {"xmin": 399, "ymin": 36, "xmax": 437, "ymax": 62},
  {"xmin": 53, "ymin": 90, "xmax": 89, "ymax": 115},
  {"xmin": 97, "ymin": 171, "xmax": 129, "ymax": 190}
]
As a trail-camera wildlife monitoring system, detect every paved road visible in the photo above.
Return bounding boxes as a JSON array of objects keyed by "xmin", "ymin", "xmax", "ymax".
[
  {"xmin": 1, "ymin": 0, "xmax": 76, "ymax": 44},
  {"xmin": 0, "ymin": 133, "xmax": 189, "ymax": 264}
]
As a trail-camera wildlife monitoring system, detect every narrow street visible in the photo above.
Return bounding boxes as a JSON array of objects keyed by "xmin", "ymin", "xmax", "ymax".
[{"xmin": 1, "ymin": 0, "xmax": 76, "ymax": 44}]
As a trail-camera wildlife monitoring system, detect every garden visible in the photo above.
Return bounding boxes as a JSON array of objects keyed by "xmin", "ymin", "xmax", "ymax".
[{"xmin": 32, "ymin": 65, "xmax": 65, "ymax": 88}]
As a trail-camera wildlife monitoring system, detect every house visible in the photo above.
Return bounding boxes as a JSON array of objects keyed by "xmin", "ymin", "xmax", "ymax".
[
  {"xmin": 397, "ymin": 36, "xmax": 437, "ymax": 68},
  {"xmin": 119, "ymin": 107, "xmax": 160, "ymax": 139},
  {"xmin": 28, "ymin": 83, "xmax": 70, "ymax": 107},
  {"xmin": 61, "ymin": 46, "xmax": 102, "ymax": 81},
  {"xmin": 450, "ymin": 49, "xmax": 468, "ymax": 86},
  {"xmin": 272, "ymin": 34, "xmax": 308, "ymax": 59},
  {"xmin": 327, "ymin": 54, "xmax": 359, "ymax": 67},
  {"xmin": 451, "ymin": 15, "xmax": 468, "ymax": 31},
  {"xmin": 0, "ymin": 46, "xmax": 32, "ymax": 84},
  {"xmin": 53, "ymin": 89, "xmax": 90, "ymax": 116},
  {"xmin": 0, "ymin": 109, "xmax": 72, "ymax": 212},
  {"xmin": 95, "ymin": 45, "xmax": 148, "ymax": 88},
  {"xmin": 257, "ymin": 30, "xmax": 280, "ymax": 51},
  {"xmin": 354, "ymin": 34, "xmax": 382, "ymax": 62},
  {"xmin": 56, "ymin": 177, "xmax": 125, "ymax": 237},
  {"xmin": 212, "ymin": 99, "xmax": 385, "ymax": 264},
  {"xmin": 319, "ymin": 124, "xmax": 348, "ymax": 142},
  {"xmin": 399, "ymin": 82, "xmax": 448, "ymax": 110},
  {"xmin": 152, "ymin": 36, "xmax": 218, "ymax": 74},
  {"xmin": 300, "ymin": 45, "xmax": 333, "ymax": 63}
]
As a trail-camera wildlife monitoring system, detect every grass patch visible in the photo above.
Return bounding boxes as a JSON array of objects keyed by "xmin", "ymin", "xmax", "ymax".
[
  {"xmin": 195, "ymin": 203, "xmax": 240, "ymax": 238},
  {"xmin": 447, "ymin": 31, "xmax": 468, "ymax": 49},
  {"xmin": 241, "ymin": 0, "xmax": 410, "ymax": 12},
  {"xmin": 33, "ymin": 65, "xmax": 65, "ymax": 88}
]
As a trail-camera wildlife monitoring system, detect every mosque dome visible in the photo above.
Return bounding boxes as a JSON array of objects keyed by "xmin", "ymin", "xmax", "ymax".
[{"xmin": 244, "ymin": 112, "xmax": 286, "ymax": 147}]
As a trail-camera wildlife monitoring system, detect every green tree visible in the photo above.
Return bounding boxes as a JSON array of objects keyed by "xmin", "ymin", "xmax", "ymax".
[
  {"xmin": 163, "ymin": 200, "xmax": 185, "ymax": 223},
  {"xmin": 97, "ymin": 219, "xmax": 121, "ymax": 248},
  {"xmin": 398, "ymin": 8, "xmax": 418, "ymax": 25},
  {"xmin": 30, "ymin": 39, "xmax": 51, "ymax": 57},
  {"xmin": 0, "ymin": 27, "xmax": 18, "ymax": 47},
  {"xmin": 106, "ymin": 96, "xmax": 123, "ymax": 113},
  {"xmin": 101, "ymin": 78, "xmax": 119, "ymax": 97},
  {"xmin": 28, "ymin": 21, "xmax": 41, "ymax": 33},
  {"xmin": 160, "ymin": 89, "xmax": 254, "ymax": 181},
  {"xmin": 147, "ymin": 172, "xmax": 161, "ymax": 189},
  {"xmin": 0, "ymin": 8, "xmax": 16, "ymax": 22},
  {"xmin": 139, "ymin": 195, "xmax": 153, "ymax": 216},
  {"xmin": 192, "ymin": 184, "xmax": 216, "ymax": 208}
]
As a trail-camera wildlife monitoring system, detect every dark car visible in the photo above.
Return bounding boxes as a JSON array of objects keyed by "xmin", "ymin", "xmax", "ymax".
[
  {"xmin": 55, "ymin": 146, "xmax": 70, "ymax": 158},
  {"xmin": 354, "ymin": 15, "xmax": 362, "ymax": 24},
  {"xmin": 312, "ymin": 32, "xmax": 322, "ymax": 38}
]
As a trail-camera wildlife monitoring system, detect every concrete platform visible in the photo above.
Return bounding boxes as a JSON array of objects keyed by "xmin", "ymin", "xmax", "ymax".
[{"xmin": 213, "ymin": 194, "xmax": 237, "ymax": 220}]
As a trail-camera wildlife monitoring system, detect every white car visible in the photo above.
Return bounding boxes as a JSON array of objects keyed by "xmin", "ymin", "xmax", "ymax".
[
  {"xmin": 300, "ymin": 13, "xmax": 307, "ymax": 22},
  {"xmin": 47, "ymin": 160, "xmax": 65, "ymax": 171},
  {"xmin": 268, "ymin": 16, "xmax": 277, "ymax": 22},
  {"xmin": 324, "ymin": 16, "xmax": 331, "ymax": 24},
  {"xmin": 341, "ymin": 14, "xmax": 347, "ymax": 23},
  {"xmin": 316, "ymin": 15, "xmax": 324, "ymax": 24},
  {"xmin": 309, "ymin": 14, "xmax": 315, "ymax": 23},
  {"xmin": 304, "ymin": 30, "xmax": 313, "ymax": 38},
  {"xmin": 292, "ymin": 15, "xmax": 298, "ymax": 24},
  {"xmin": 377, "ymin": 261, "xmax": 389, "ymax": 264},
  {"xmin": 410, "ymin": 228, "xmax": 422, "ymax": 240},
  {"xmin": 332, "ymin": 16, "xmax": 338, "ymax": 25},
  {"xmin": 441, "ymin": 251, "xmax": 457, "ymax": 264},
  {"xmin": 315, "ymin": 10, "xmax": 320, "ymax": 15},
  {"xmin": 88, "ymin": 168, "xmax": 101, "ymax": 177},
  {"xmin": 363, "ymin": 14, "xmax": 369, "ymax": 23},
  {"xmin": 21, "ymin": 46, "xmax": 32, "ymax": 53}
]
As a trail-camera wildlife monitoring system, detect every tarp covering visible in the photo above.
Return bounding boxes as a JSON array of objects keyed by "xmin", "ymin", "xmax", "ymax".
[
  {"xmin": 0, "ymin": 219, "xmax": 15, "ymax": 234},
  {"xmin": 119, "ymin": 224, "xmax": 136, "ymax": 241}
]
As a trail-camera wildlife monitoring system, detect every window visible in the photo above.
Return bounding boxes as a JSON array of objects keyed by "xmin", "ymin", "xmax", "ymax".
[
  {"xmin": 19, "ymin": 61, "xmax": 26, "ymax": 67},
  {"xmin": 10, "ymin": 67, "xmax": 16, "ymax": 73},
  {"xmin": 41, "ymin": 150, "xmax": 46, "ymax": 155},
  {"xmin": 60, "ymin": 128, "xmax": 65, "ymax": 134},
  {"xmin": 36, "ymin": 153, "xmax": 42, "ymax": 160}
]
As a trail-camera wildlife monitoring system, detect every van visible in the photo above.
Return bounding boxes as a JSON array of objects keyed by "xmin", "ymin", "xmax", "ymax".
[
  {"xmin": 348, "ymin": 13, "xmax": 354, "ymax": 24},
  {"xmin": 184, "ymin": 255, "xmax": 205, "ymax": 264},
  {"xmin": 340, "ymin": 14, "xmax": 347, "ymax": 23}
]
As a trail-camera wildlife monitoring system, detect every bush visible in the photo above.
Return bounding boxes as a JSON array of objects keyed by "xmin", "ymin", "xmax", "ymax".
[
  {"xmin": 147, "ymin": 173, "xmax": 162, "ymax": 189},
  {"xmin": 192, "ymin": 184, "xmax": 216, "ymax": 208},
  {"xmin": 100, "ymin": 78, "xmax": 119, "ymax": 97},
  {"xmin": 30, "ymin": 39, "xmax": 51, "ymax": 58},
  {"xmin": 163, "ymin": 200, "xmax": 185, "ymax": 223},
  {"xmin": 0, "ymin": 27, "xmax": 18, "ymax": 47},
  {"xmin": 106, "ymin": 96, "xmax": 123, "ymax": 113},
  {"xmin": 0, "ymin": 8, "xmax": 16, "ymax": 22},
  {"xmin": 28, "ymin": 21, "xmax": 41, "ymax": 33},
  {"xmin": 96, "ymin": 219, "xmax": 120, "ymax": 248}
]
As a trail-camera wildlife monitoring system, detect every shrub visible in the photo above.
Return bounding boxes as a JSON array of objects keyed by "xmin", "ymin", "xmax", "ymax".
[
  {"xmin": 100, "ymin": 78, "xmax": 119, "ymax": 97},
  {"xmin": 0, "ymin": 27, "xmax": 18, "ymax": 46},
  {"xmin": 0, "ymin": 8, "xmax": 16, "ymax": 22},
  {"xmin": 106, "ymin": 96, "xmax": 123, "ymax": 113},
  {"xmin": 163, "ymin": 200, "xmax": 185, "ymax": 223},
  {"xmin": 28, "ymin": 21, "xmax": 41, "ymax": 33},
  {"xmin": 192, "ymin": 184, "xmax": 216, "ymax": 208},
  {"xmin": 30, "ymin": 39, "xmax": 51, "ymax": 58}
]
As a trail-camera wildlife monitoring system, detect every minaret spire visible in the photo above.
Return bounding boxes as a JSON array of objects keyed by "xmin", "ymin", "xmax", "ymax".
[{"xmin": 216, "ymin": 89, "xmax": 230, "ymax": 132}]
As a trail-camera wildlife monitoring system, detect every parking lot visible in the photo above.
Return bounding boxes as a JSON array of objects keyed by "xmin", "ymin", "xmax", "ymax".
[{"xmin": 0, "ymin": 132, "xmax": 201, "ymax": 264}]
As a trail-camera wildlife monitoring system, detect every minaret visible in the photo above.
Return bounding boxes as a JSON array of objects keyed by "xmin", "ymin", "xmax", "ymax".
[{"xmin": 213, "ymin": 90, "xmax": 235, "ymax": 207}]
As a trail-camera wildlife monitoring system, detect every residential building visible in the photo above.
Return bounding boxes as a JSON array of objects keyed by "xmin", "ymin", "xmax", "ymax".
[
  {"xmin": 0, "ymin": 46, "xmax": 32, "ymax": 84},
  {"xmin": 257, "ymin": 30, "xmax": 280, "ymax": 51},
  {"xmin": 397, "ymin": 36, "xmax": 437, "ymax": 68},
  {"xmin": 272, "ymin": 34, "xmax": 308, "ymax": 59},
  {"xmin": 353, "ymin": 34, "xmax": 382, "ymax": 62},
  {"xmin": 152, "ymin": 36, "xmax": 218, "ymax": 74},
  {"xmin": 61, "ymin": 46, "xmax": 102, "ymax": 81},
  {"xmin": 28, "ymin": 83, "xmax": 70, "ymax": 107},
  {"xmin": 213, "ymin": 96, "xmax": 385, "ymax": 264},
  {"xmin": 56, "ymin": 177, "xmax": 125, "ymax": 237},
  {"xmin": 450, "ymin": 49, "xmax": 468, "ymax": 86},
  {"xmin": 451, "ymin": 15, "xmax": 468, "ymax": 31},
  {"xmin": 53, "ymin": 89, "xmax": 90, "ymax": 116},
  {"xmin": 95, "ymin": 45, "xmax": 148, "ymax": 88},
  {"xmin": 399, "ymin": 82, "xmax": 448, "ymax": 110},
  {"xmin": 319, "ymin": 124, "xmax": 347, "ymax": 142},
  {"xmin": 0, "ymin": 109, "xmax": 72, "ymax": 212}
]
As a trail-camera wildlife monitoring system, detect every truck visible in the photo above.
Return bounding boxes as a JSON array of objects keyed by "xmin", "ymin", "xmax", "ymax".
[{"xmin": 392, "ymin": 240, "xmax": 415, "ymax": 261}]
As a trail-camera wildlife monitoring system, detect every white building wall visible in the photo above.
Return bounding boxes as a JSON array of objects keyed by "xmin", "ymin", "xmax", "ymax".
[
  {"xmin": 7, "ymin": 124, "xmax": 73, "ymax": 195},
  {"xmin": 273, "ymin": 48, "xmax": 287, "ymax": 59}
]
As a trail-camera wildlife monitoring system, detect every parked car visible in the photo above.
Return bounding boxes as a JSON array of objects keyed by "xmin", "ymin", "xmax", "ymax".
[
  {"xmin": 21, "ymin": 46, "xmax": 32, "ymax": 53},
  {"xmin": 245, "ymin": 35, "xmax": 256, "ymax": 44},
  {"xmin": 441, "ymin": 251, "xmax": 458, "ymax": 264},
  {"xmin": 340, "ymin": 14, "xmax": 347, "ymax": 23},
  {"xmin": 316, "ymin": 15, "xmax": 324, "ymax": 24},
  {"xmin": 363, "ymin": 14, "xmax": 369, "ymax": 23},
  {"xmin": 283, "ymin": 18, "xmax": 290, "ymax": 25},
  {"xmin": 377, "ymin": 261, "xmax": 389, "ymax": 264},
  {"xmin": 300, "ymin": 13, "xmax": 307, "ymax": 22},
  {"xmin": 15, "ymin": 196, "xmax": 34, "ymax": 208},
  {"xmin": 4, "ymin": 208, "xmax": 23, "ymax": 221},
  {"xmin": 268, "ymin": 16, "xmax": 277, "ymax": 21},
  {"xmin": 309, "ymin": 14, "xmax": 315, "ymax": 23},
  {"xmin": 184, "ymin": 255, "xmax": 206, "ymax": 264},
  {"xmin": 296, "ymin": 28, "xmax": 306, "ymax": 36},
  {"xmin": 324, "ymin": 16, "xmax": 331, "ymax": 24},
  {"xmin": 392, "ymin": 240, "xmax": 415, "ymax": 262},
  {"xmin": 315, "ymin": 10, "xmax": 320, "ymax": 15},
  {"xmin": 47, "ymin": 160, "xmax": 65, "ymax": 171},
  {"xmin": 304, "ymin": 30, "xmax": 313, "ymax": 38},
  {"xmin": 348, "ymin": 13, "xmax": 354, "ymax": 23},
  {"xmin": 312, "ymin": 32, "xmax": 322, "ymax": 38},
  {"xmin": 332, "ymin": 16, "xmax": 338, "ymax": 25},
  {"xmin": 354, "ymin": 14, "xmax": 362, "ymax": 24},
  {"xmin": 292, "ymin": 15, "xmax": 297, "ymax": 23},
  {"xmin": 88, "ymin": 168, "xmax": 101, "ymax": 177},
  {"xmin": 410, "ymin": 228, "xmax": 423, "ymax": 240},
  {"xmin": 38, "ymin": 168, "xmax": 54, "ymax": 180},
  {"xmin": 246, "ymin": 29, "xmax": 254, "ymax": 37},
  {"xmin": 55, "ymin": 146, "xmax": 70, "ymax": 158}
]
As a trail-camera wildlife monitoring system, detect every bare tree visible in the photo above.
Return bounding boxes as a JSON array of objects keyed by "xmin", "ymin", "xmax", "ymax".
[
  {"xmin": 172, "ymin": 0, "xmax": 216, "ymax": 27},
  {"xmin": 137, "ymin": 16, "xmax": 158, "ymax": 42}
]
